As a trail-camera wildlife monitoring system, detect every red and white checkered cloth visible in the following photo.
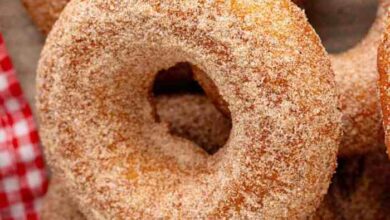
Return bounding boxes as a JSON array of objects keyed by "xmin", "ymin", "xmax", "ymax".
[{"xmin": 0, "ymin": 33, "xmax": 48, "ymax": 220}]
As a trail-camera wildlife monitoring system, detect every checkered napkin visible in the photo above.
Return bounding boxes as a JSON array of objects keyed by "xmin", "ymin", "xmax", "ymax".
[{"xmin": 0, "ymin": 34, "xmax": 48, "ymax": 220}]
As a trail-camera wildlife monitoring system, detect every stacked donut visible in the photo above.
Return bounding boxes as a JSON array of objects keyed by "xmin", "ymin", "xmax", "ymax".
[{"xmin": 23, "ymin": 0, "xmax": 390, "ymax": 219}]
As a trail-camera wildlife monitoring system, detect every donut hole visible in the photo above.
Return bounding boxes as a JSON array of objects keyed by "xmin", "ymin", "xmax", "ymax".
[
  {"xmin": 152, "ymin": 62, "xmax": 232, "ymax": 155},
  {"xmin": 303, "ymin": 0, "xmax": 378, "ymax": 53},
  {"xmin": 153, "ymin": 62, "xmax": 204, "ymax": 95}
]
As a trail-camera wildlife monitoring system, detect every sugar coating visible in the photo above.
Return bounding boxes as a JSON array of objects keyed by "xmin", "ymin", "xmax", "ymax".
[
  {"xmin": 23, "ymin": 0, "xmax": 376, "ymax": 157},
  {"xmin": 378, "ymin": 2, "xmax": 390, "ymax": 158},
  {"xmin": 331, "ymin": 0, "xmax": 390, "ymax": 156},
  {"xmin": 40, "ymin": 93, "xmax": 229, "ymax": 220},
  {"xmin": 42, "ymin": 151, "xmax": 390, "ymax": 220},
  {"xmin": 20, "ymin": 0, "xmax": 309, "ymax": 35},
  {"xmin": 200, "ymin": 0, "xmax": 390, "ymax": 156},
  {"xmin": 22, "ymin": 0, "xmax": 68, "ymax": 34},
  {"xmin": 37, "ymin": 0, "xmax": 341, "ymax": 219}
]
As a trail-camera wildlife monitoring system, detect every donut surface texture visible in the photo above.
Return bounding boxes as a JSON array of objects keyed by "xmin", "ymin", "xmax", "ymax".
[
  {"xmin": 26, "ymin": 0, "xmax": 388, "ymax": 157},
  {"xmin": 44, "ymin": 152, "xmax": 390, "ymax": 220},
  {"xmin": 22, "ymin": 0, "xmax": 68, "ymax": 34},
  {"xmin": 193, "ymin": 0, "xmax": 390, "ymax": 156},
  {"xmin": 328, "ymin": 0, "xmax": 390, "ymax": 156},
  {"xmin": 22, "ymin": 0, "xmax": 304, "ymax": 34},
  {"xmin": 378, "ymin": 12, "xmax": 390, "ymax": 157},
  {"xmin": 41, "ymin": 94, "xmax": 229, "ymax": 219},
  {"xmin": 37, "ymin": 0, "xmax": 341, "ymax": 219}
]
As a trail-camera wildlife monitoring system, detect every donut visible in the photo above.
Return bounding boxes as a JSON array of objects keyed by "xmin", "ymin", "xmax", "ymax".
[
  {"xmin": 22, "ymin": 0, "xmax": 305, "ymax": 35},
  {"xmin": 41, "ymin": 93, "xmax": 230, "ymax": 219},
  {"xmin": 309, "ymin": 150, "xmax": 390, "ymax": 219},
  {"xmin": 197, "ymin": 0, "xmax": 389, "ymax": 156},
  {"xmin": 378, "ymin": 12, "xmax": 390, "ymax": 157},
  {"xmin": 27, "ymin": 0, "xmax": 380, "ymax": 159},
  {"xmin": 45, "ymin": 151, "xmax": 390, "ymax": 220},
  {"xmin": 22, "ymin": 0, "xmax": 68, "ymax": 34},
  {"xmin": 208, "ymin": 0, "xmax": 389, "ymax": 156},
  {"xmin": 21, "ymin": 0, "xmax": 68, "ymax": 34},
  {"xmin": 37, "ymin": 0, "xmax": 341, "ymax": 218},
  {"xmin": 323, "ymin": 0, "xmax": 389, "ymax": 156}
]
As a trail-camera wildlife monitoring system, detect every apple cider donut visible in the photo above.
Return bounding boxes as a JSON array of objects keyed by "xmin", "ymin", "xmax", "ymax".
[
  {"xmin": 41, "ymin": 94, "xmax": 230, "ymax": 219},
  {"xmin": 378, "ymin": 12, "xmax": 390, "ymax": 157},
  {"xmin": 37, "ymin": 0, "xmax": 341, "ymax": 218},
  {"xmin": 24, "ymin": 0, "xmax": 387, "ymax": 157},
  {"xmin": 208, "ymin": 0, "xmax": 389, "ymax": 156},
  {"xmin": 213, "ymin": 0, "xmax": 390, "ymax": 156},
  {"xmin": 22, "ymin": 0, "xmax": 68, "ymax": 34},
  {"xmin": 328, "ymin": 0, "xmax": 390, "ymax": 156},
  {"xmin": 22, "ymin": 0, "xmax": 305, "ymax": 35}
]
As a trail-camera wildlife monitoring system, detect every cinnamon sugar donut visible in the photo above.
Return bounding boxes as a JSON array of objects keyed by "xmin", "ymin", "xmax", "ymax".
[
  {"xmin": 37, "ymin": 0, "xmax": 341, "ymax": 218},
  {"xmin": 22, "ymin": 0, "xmax": 305, "ymax": 35},
  {"xmin": 44, "ymin": 151, "xmax": 390, "ymax": 220},
  {"xmin": 378, "ymin": 13, "xmax": 390, "ymax": 157},
  {"xmin": 326, "ymin": 0, "xmax": 389, "ymax": 156},
  {"xmin": 208, "ymin": 0, "xmax": 388, "ymax": 156},
  {"xmin": 25, "ymin": 0, "xmax": 387, "ymax": 157},
  {"xmin": 22, "ymin": 0, "xmax": 68, "ymax": 34},
  {"xmin": 41, "ymin": 93, "xmax": 229, "ymax": 219}
]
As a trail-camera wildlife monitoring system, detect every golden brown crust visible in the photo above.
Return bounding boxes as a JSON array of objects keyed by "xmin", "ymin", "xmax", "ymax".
[
  {"xmin": 378, "ymin": 10, "xmax": 390, "ymax": 158},
  {"xmin": 310, "ymin": 150, "xmax": 390, "ymax": 220},
  {"xmin": 22, "ymin": 0, "xmax": 68, "ymax": 34},
  {"xmin": 37, "ymin": 0, "xmax": 341, "ymax": 218}
]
